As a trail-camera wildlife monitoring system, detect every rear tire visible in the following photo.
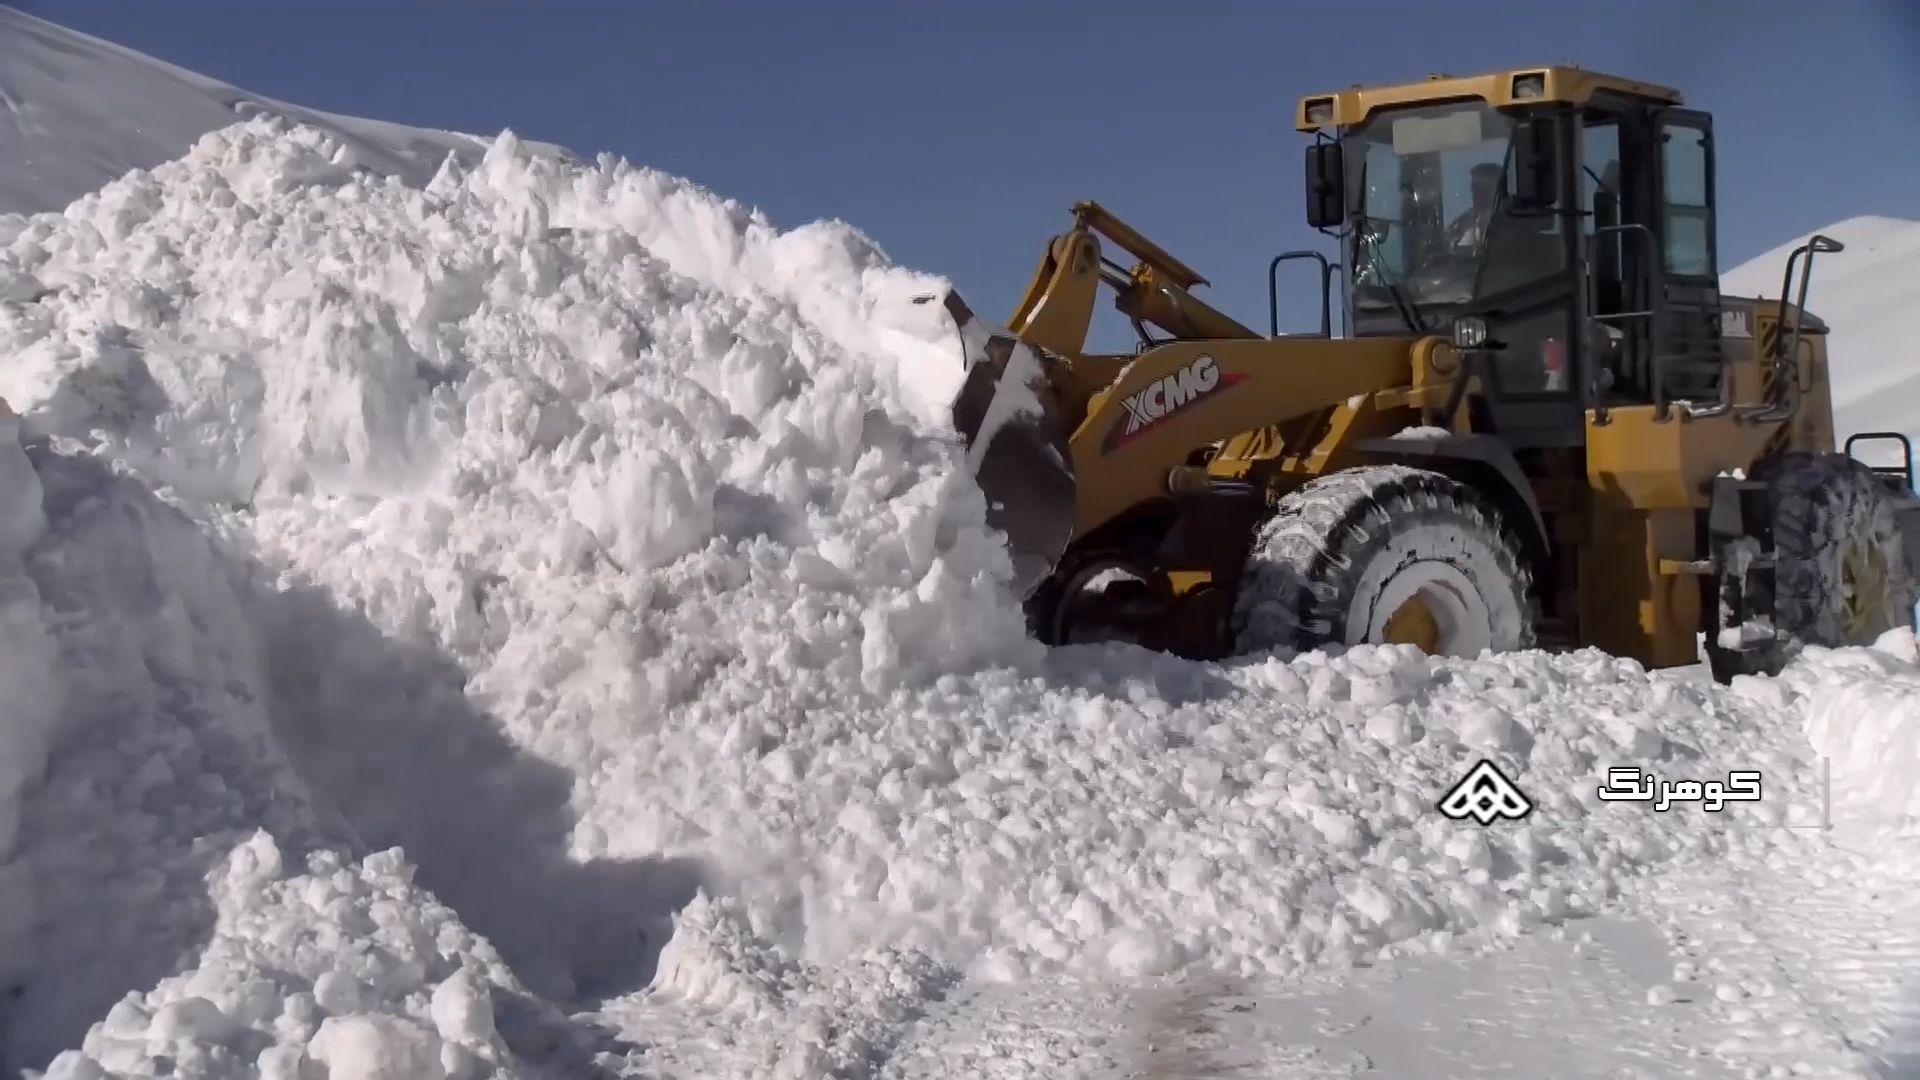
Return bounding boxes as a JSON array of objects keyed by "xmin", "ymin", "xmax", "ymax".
[
  {"xmin": 1706, "ymin": 451, "xmax": 1917, "ymax": 681},
  {"xmin": 1231, "ymin": 465, "xmax": 1537, "ymax": 658}
]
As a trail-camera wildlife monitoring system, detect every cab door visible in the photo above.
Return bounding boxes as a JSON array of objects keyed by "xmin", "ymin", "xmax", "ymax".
[
  {"xmin": 1651, "ymin": 108, "xmax": 1724, "ymax": 408},
  {"xmin": 1474, "ymin": 107, "xmax": 1587, "ymax": 449}
]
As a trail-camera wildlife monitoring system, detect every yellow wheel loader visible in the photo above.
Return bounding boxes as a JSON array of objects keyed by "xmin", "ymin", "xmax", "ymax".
[{"xmin": 932, "ymin": 65, "xmax": 1920, "ymax": 682}]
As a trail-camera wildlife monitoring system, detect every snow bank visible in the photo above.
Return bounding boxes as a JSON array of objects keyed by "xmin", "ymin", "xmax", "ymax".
[
  {"xmin": 0, "ymin": 4, "xmax": 574, "ymax": 218},
  {"xmin": 1783, "ymin": 629, "xmax": 1920, "ymax": 830},
  {"xmin": 0, "ymin": 112, "xmax": 1035, "ymax": 1075},
  {"xmin": 651, "ymin": 643, "xmax": 1855, "ymax": 984},
  {"xmin": 1722, "ymin": 215, "xmax": 1920, "ymax": 470},
  {"xmin": 0, "ymin": 415, "xmax": 569, "ymax": 1077},
  {"xmin": 0, "ymin": 398, "xmax": 55, "ymax": 1001}
]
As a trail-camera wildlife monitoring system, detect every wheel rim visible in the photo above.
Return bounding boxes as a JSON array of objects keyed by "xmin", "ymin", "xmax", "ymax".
[
  {"xmin": 1354, "ymin": 560, "xmax": 1492, "ymax": 657},
  {"xmin": 1049, "ymin": 557, "xmax": 1150, "ymax": 646},
  {"xmin": 1837, "ymin": 537, "xmax": 1891, "ymax": 641},
  {"xmin": 1381, "ymin": 595, "xmax": 1443, "ymax": 653}
]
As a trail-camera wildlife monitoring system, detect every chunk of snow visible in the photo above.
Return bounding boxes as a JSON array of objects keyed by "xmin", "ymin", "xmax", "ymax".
[
  {"xmin": 1789, "ymin": 645, "xmax": 1920, "ymax": 827},
  {"xmin": 1599, "ymin": 712, "xmax": 1667, "ymax": 759},
  {"xmin": 307, "ymin": 1014, "xmax": 447, "ymax": 1080}
]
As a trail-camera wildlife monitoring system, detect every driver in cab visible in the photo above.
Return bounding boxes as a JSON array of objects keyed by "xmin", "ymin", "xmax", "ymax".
[{"xmin": 1446, "ymin": 162, "xmax": 1504, "ymax": 251}]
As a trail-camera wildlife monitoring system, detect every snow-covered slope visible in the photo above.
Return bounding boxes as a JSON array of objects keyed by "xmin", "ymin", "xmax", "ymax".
[
  {"xmin": 6, "ymin": 15, "xmax": 1920, "ymax": 1080},
  {"xmin": 0, "ymin": 4, "xmax": 573, "ymax": 217},
  {"xmin": 1722, "ymin": 216, "xmax": 1920, "ymax": 471}
]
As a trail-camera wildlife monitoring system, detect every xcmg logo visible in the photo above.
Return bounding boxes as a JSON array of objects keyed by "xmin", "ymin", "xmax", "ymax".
[{"xmin": 1102, "ymin": 354, "xmax": 1246, "ymax": 453}]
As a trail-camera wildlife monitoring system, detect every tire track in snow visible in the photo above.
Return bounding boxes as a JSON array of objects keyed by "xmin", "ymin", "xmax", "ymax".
[
  {"xmin": 870, "ymin": 972, "xmax": 1346, "ymax": 1080},
  {"xmin": 1098, "ymin": 927, "xmax": 1749, "ymax": 1080},
  {"xmin": 1633, "ymin": 830, "xmax": 1920, "ymax": 1079},
  {"xmin": 871, "ymin": 924, "xmax": 1748, "ymax": 1080},
  {"xmin": 1116, "ymin": 974, "xmax": 1251, "ymax": 1080}
]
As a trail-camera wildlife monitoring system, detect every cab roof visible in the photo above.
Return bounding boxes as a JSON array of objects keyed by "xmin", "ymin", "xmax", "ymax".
[{"xmin": 1295, "ymin": 66, "xmax": 1683, "ymax": 132}]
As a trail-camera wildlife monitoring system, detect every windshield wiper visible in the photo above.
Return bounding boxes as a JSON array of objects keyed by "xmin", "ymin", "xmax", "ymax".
[
  {"xmin": 1384, "ymin": 276, "xmax": 1426, "ymax": 335},
  {"xmin": 1357, "ymin": 230, "xmax": 1427, "ymax": 335}
]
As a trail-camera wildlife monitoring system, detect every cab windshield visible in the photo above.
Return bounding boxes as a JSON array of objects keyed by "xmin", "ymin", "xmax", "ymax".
[{"xmin": 1342, "ymin": 101, "xmax": 1565, "ymax": 326}]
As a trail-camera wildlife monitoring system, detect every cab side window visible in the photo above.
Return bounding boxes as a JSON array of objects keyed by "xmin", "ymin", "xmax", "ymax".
[{"xmin": 1661, "ymin": 125, "xmax": 1714, "ymax": 278}]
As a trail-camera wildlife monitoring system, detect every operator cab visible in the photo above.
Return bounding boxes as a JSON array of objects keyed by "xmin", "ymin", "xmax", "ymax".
[{"xmin": 1296, "ymin": 66, "xmax": 1721, "ymax": 449}]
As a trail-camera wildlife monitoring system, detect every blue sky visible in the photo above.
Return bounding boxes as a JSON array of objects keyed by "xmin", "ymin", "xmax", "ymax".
[{"xmin": 19, "ymin": 0, "xmax": 1920, "ymax": 337}]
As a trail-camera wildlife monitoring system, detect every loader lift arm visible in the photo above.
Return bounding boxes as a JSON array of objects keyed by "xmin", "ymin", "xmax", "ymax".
[
  {"xmin": 984, "ymin": 201, "xmax": 1489, "ymax": 555},
  {"xmin": 1009, "ymin": 201, "xmax": 1264, "ymax": 362}
]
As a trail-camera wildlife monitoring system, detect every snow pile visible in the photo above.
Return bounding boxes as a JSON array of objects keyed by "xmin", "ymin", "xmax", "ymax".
[
  {"xmin": 45, "ymin": 836, "xmax": 529, "ymax": 1080},
  {"xmin": 1786, "ymin": 628, "xmax": 1920, "ymax": 830},
  {"xmin": 646, "ymin": 644, "xmax": 1848, "ymax": 988},
  {"xmin": 0, "ymin": 398, "xmax": 56, "ymax": 992},
  {"xmin": 0, "ymin": 416, "xmax": 569, "ymax": 1078},
  {"xmin": 1722, "ymin": 215, "xmax": 1920, "ymax": 470},
  {"xmin": 0, "ymin": 3, "xmax": 573, "ymax": 218},
  {"xmin": 0, "ymin": 112, "xmax": 1038, "ymax": 1076}
]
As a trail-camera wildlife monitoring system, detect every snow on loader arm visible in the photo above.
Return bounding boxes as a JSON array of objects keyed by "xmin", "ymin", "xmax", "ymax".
[{"xmin": 920, "ymin": 288, "xmax": 1077, "ymax": 600}]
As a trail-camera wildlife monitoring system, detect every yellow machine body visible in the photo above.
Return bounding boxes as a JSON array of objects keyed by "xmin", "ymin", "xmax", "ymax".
[{"xmin": 939, "ymin": 64, "xmax": 1912, "ymax": 676}]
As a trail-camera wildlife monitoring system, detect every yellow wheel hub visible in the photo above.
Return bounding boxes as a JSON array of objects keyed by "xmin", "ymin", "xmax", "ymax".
[
  {"xmin": 1381, "ymin": 595, "xmax": 1443, "ymax": 653},
  {"xmin": 1838, "ymin": 537, "xmax": 1891, "ymax": 641}
]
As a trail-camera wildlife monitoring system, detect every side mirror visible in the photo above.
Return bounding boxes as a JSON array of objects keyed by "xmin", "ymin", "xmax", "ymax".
[
  {"xmin": 1305, "ymin": 143, "xmax": 1345, "ymax": 230},
  {"xmin": 1510, "ymin": 116, "xmax": 1559, "ymax": 211}
]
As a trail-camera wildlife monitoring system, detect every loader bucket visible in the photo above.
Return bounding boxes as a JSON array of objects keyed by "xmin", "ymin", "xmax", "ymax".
[{"xmin": 925, "ymin": 288, "xmax": 1077, "ymax": 598}]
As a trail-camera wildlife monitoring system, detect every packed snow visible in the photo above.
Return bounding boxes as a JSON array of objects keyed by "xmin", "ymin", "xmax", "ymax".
[{"xmin": 5, "ymin": 12, "xmax": 1920, "ymax": 1080}]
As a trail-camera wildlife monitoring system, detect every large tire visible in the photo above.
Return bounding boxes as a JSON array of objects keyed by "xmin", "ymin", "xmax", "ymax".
[
  {"xmin": 1230, "ymin": 465, "xmax": 1537, "ymax": 658},
  {"xmin": 1706, "ymin": 451, "xmax": 1917, "ymax": 681}
]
